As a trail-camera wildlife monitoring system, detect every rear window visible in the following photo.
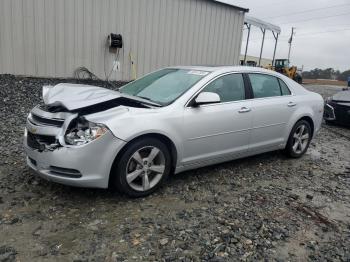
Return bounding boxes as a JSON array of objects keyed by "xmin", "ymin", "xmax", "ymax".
[
  {"xmin": 248, "ymin": 74, "xmax": 281, "ymax": 98},
  {"xmin": 248, "ymin": 74, "xmax": 291, "ymax": 98}
]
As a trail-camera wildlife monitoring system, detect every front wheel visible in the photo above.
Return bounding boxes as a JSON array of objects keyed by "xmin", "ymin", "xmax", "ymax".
[
  {"xmin": 111, "ymin": 138, "xmax": 171, "ymax": 197},
  {"xmin": 285, "ymin": 120, "xmax": 312, "ymax": 158}
]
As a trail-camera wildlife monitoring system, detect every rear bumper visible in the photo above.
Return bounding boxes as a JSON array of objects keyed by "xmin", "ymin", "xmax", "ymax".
[{"xmin": 24, "ymin": 130, "xmax": 126, "ymax": 188}]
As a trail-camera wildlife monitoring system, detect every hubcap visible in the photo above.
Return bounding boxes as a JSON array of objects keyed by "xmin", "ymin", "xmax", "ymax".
[
  {"xmin": 126, "ymin": 146, "xmax": 165, "ymax": 192},
  {"xmin": 292, "ymin": 124, "xmax": 310, "ymax": 154}
]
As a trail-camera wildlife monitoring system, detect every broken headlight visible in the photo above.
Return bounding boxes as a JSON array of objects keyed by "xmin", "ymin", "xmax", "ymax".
[{"xmin": 65, "ymin": 118, "xmax": 109, "ymax": 146}]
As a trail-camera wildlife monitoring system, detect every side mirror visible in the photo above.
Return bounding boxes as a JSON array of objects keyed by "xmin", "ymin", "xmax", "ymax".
[{"xmin": 194, "ymin": 92, "xmax": 221, "ymax": 106}]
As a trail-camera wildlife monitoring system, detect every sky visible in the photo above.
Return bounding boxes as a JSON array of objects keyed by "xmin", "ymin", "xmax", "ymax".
[{"xmin": 221, "ymin": 0, "xmax": 350, "ymax": 71}]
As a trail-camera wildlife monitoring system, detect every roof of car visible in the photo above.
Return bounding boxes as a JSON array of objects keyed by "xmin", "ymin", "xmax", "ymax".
[{"xmin": 172, "ymin": 65, "xmax": 277, "ymax": 74}]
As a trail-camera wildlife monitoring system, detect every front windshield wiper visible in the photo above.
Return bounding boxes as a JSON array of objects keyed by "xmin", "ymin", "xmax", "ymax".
[
  {"xmin": 119, "ymin": 92, "xmax": 163, "ymax": 107},
  {"xmin": 137, "ymin": 96, "xmax": 152, "ymax": 101},
  {"xmin": 136, "ymin": 96, "xmax": 163, "ymax": 107}
]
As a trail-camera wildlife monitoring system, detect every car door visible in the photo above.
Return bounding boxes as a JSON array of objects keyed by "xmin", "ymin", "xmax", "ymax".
[
  {"xmin": 247, "ymin": 73, "xmax": 297, "ymax": 152},
  {"xmin": 181, "ymin": 73, "xmax": 253, "ymax": 166}
]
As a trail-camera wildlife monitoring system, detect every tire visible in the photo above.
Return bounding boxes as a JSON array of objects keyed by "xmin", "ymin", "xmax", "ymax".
[
  {"xmin": 111, "ymin": 137, "xmax": 171, "ymax": 197},
  {"xmin": 293, "ymin": 74, "xmax": 302, "ymax": 84},
  {"xmin": 285, "ymin": 120, "xmax": 312, "ymax": 158}
]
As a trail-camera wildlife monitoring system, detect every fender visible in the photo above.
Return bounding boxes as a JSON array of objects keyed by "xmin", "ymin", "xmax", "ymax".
[
  {"xmin": 284, "ymin": 102, "xmax": 316, "ymax": 146},
  {"xmin": 84, "ymin": 106, "xmax": 185, "ymax": 166}
]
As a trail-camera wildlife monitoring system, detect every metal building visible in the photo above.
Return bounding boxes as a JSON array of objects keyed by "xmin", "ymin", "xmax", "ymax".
[{"xmin": 0, "ymin": 0, "xmax": 248, "ymax": 81}]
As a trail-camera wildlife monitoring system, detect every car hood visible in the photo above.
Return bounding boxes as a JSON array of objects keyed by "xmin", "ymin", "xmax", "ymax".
[
  {"xmin": 43, "ymin": 83, "xmax": 122, "ymax": 111},
  {"xmin": 332, "ymin": 90, "xmax": 350, "ymax": 102},
  {"xmin": 42, "ymin": 83, "xmax": 161, "ymax": 111}
]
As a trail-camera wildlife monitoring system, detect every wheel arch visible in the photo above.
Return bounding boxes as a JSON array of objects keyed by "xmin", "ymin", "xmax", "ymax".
[{"xmin": 108, "ymin": 133, "xmax": 178, "ymax": 187}]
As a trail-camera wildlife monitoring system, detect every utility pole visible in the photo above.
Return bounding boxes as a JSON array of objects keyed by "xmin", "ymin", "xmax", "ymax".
[{"xmin": 287, "ymin": 27, "xmax": 295, "ymax": 67}]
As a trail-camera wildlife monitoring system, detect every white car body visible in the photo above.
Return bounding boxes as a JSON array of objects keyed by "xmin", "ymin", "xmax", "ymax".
[{"xmin": 24, "ymin": 66, "xmax": 324, "ymax": 190}]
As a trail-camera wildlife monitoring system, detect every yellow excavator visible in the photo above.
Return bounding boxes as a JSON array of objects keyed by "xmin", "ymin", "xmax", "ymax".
[{"xmin": 265, "ymin": 59, "xmax": 302, "ymax": 84}]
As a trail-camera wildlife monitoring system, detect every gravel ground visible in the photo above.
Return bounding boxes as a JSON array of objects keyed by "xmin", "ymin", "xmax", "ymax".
[{"xmin": 0, "ymin": 75, "xmax": 350, "ymax": 261}]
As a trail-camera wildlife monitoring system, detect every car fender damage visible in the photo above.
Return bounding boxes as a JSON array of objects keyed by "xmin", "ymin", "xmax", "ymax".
[{"xmin": 26, "ymin": 84, "xmax": 151, "ymax": 152}]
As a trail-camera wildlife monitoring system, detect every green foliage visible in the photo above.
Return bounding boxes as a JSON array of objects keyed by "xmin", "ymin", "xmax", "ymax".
[
  {"xmin": 302, "ymin": 68, "xmax": 341, "ymax": 80},
  {"xmin": 337, "ymin": 70, "xmax": 350, "ymax": 81}
]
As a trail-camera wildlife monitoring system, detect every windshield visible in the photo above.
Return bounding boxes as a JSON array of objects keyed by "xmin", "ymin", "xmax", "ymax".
[{"xmin": 119, "ymin": 69, "xmax": 209, "ymax": 105}]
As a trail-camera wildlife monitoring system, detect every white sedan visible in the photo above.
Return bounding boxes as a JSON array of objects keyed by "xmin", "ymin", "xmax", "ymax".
[{"xmin": 24, "ymin": 66, "xmax": 324, "ymax": 197}]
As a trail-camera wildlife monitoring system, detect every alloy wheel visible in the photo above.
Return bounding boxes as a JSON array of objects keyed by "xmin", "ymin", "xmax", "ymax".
[
  {"xmin": 126, "ymin": 146, "xmax": 166, "ymax": 192},
  {"xmin": 292, "ymin": 124, "xmax": 310, "ymax": 154}
]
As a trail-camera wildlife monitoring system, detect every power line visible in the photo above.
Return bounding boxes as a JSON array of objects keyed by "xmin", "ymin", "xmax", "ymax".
[
  {"xmin": 252, "ymin": 0, "xmax": 295, "ymax": 9},
  {"xmin": 246, "ymin": 27, "xmax": 350, "ymax": 42},
  {"xmin": 297, "ymin": 27, "xmax": 350, "ymax": 36},
  {"xmin": 264, "ymin": 3, "xmax": 350, "ymax": 19},
  {"xmin": 290, "ymin": 28, "xmax": 350, "ymax": 39},
  {"xmin": 279, "ymin": 11, "xmax": 350, "ymax": 25}
]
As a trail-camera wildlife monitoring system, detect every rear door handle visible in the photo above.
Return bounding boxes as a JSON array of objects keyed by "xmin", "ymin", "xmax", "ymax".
[
  {"xmin": 238, "ymin": 107, "xmax": 251, "ymax": 113},
  {"xmin": 287, "ymin": 102, "xmax": 297, "ymax": 107}
]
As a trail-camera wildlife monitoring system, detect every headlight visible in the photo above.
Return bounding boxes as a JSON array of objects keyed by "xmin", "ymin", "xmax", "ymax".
[
  {"xmin": 65, "ymin": 119, "xmax": 109, "ymax": 146},
  {"xmin": 325, "ymin": 96, "xmax": 332, "ymax": 104}
]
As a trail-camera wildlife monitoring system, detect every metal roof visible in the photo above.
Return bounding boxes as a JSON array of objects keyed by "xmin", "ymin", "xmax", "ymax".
[
  {"xmin": 245, "ymin": 15, "xmax": 281, "ymax": 34},
  {"xmin": 210, "ymin": 0, "xmax": 249, "ymax": 12}
]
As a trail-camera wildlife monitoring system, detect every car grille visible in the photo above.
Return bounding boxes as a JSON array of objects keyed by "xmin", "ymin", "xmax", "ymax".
[
  {"xmin": 27, "ymin": 132, "xmax": 57, "ymax": 150},
  {"xmin": 30, "ymin": 113, "xmax": 64, "ymax": 127}
]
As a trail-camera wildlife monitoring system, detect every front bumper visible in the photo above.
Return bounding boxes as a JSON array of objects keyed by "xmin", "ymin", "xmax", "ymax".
[
  {"xmin": 324, "ymin": 102, "xmax": 350, "ymax": 125},
  {"xmin": 24, "ymin": 130, "xmax": 126, "ymax": 188},
  {"xmin": 324, "ymin": 103, "xmax": 336, "ymax": 121}
]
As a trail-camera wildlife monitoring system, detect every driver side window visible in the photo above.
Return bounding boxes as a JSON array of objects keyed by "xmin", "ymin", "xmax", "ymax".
[{"xmin": 201, "ymin": 73, "xmax": 245, "ymax": 103}]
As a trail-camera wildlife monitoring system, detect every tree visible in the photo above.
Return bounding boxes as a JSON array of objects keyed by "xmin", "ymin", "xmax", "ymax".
[
  {"xmin": 302, "ymin": 68, "xmax": 341, "ymax": 80},
  {"xmin": 338, "ymin": 70, "xmax": 350, "ymax": 81}
]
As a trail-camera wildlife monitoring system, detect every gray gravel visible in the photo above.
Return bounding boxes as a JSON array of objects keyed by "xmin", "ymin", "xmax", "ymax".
[{"xmin": 0, "ymin": 76, "xmax": 350, "ymax": 261}]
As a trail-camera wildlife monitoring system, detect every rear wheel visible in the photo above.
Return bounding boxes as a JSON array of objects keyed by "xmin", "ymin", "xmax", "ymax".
[
  {"xmin": 285, "ymin": 120, "xmax": 312, "ymax": 158},
  {"xmin": 112, "ymin": 138, "xmax": 171, "ymax": 197}
]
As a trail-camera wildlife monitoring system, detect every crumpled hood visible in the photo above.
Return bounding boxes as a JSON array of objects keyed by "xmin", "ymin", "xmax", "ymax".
[{"xmin": 43, "ymin": 83, "xmax": 122, "ymax": 111}]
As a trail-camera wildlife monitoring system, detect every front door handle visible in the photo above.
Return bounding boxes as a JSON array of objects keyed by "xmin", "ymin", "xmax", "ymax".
[
  {"xmin": 238, "ymin": 107, "xmax": 251, "ymax": 113},
  {"xmin": 287, "ymin": 102, "xmax": 297, "ymax": 107}
]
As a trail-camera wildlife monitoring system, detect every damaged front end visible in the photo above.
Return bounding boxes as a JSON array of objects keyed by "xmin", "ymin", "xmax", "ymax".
[
  {"xmin": 25, "ymin": 84, "xmax": 119, "ymax": 152},
  {"xmin": 25, "ymin": 83, "xmax": 158, "ymax": 152},
  {"xmin": 64, "ymin": 118, "xmax": 109, "ymax": 146},
  {"xmin": 26, "ymin": 106, "xmax": 111, "ymax": 152},
  {"xmin": 23, "ymin": 83, "xmax": 131, "ymax": 188},
  {"xmin": 26, "ymin": 104, "xmax": 77, "ymax": 152}
]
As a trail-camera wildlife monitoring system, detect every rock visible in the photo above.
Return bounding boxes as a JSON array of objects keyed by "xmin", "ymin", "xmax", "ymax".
[
  {"xmin": 0, "ymin": 246, "xmax": 17, "ymax": 262},
  {"xmin": 32, "ymin": 225, "xmax": 42, "ymax": 236},
  {"xmin": 306, "ymin": 194, "xmax": 314, "ymax": 200},
  {"xmin": 86, "ymin": 219, "xmax": 102, "ymax": 231},
  {"xmin": 159, "ymin": 238, "xmax": 168, "ymax": 246},
  {"xmin": 244, "ymin": 239, "xmax": 253, "ymax": 245}
]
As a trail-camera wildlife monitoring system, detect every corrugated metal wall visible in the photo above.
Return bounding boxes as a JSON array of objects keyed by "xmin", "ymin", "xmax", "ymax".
[{"xmin": 0, "ymin": 0, "xmax": 245, "ymax": 81}]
